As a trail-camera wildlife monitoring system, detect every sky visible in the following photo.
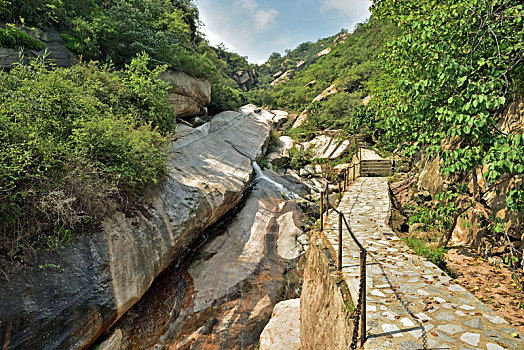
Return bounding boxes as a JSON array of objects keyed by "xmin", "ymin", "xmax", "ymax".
[{"xmin": 196, "ymin": 0, "xmax": 372, "ymax": 64}]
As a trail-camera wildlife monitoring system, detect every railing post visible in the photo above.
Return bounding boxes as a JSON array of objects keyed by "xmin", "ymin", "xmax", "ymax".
[
  {"xmin": 320, "ymin": 190, "xmax": 324, "ymax": 231},
  {"xmin": 338, "ymin": 213, "xmax": 343, "ymax": 271},
  {"xmin": 338, "ymin": 181, "xmax": 342, "ymax": 200},
  {"xmin": 325, "ymin": 186, "xmax": 329, "ymax": 219},
  {"xmin": 360, "ymin": 249, "xmax": 367, "ymax": 347},
  {"xmin": 354, "ymin": 135, "xmax": 357, "ymax": 159},
  {"xmin": 353, "ymin": 164, "xmax": 356, "ymax": 182}
]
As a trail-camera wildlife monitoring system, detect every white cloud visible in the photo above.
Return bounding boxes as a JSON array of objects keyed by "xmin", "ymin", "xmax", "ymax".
[
  {"xmin": 235, "ymin": 0, "xmax": 279, "ymax": 32},
  {"xmin": 322, "ymin": 0, "xmax": 371, "ymax": 23},
  {"xmin": 239, "ymin": 0, "xmax": 257, "ymax": 10},
  {"xmin": 254, "ymin": 8, "xmax": 279, "ymax": 31}
]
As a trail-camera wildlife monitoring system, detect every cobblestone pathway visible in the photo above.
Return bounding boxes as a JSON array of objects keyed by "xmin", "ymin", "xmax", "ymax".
[{"xmin": 323, "ymin": 177, "xmax": 524, "ymax": 350}]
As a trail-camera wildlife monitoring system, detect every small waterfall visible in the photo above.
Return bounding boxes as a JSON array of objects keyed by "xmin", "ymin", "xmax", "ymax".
[{"xmin": 252, "ymin": 162, "xmax": 298, "ymax": 200}]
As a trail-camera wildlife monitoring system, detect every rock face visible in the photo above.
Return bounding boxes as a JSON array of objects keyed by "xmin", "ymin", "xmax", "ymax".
[
  {"xmin": 105, "ymin": 177, "xmax": 307, "ymax": 349},
  {"xmin": 301, "ymin": 232, "xmax": 354, "ymax": 350},
  {"xmin": 259, "ymin": 299, "xmax": 301, "ymax": 350},
  {"xmin": 0, "ymin": 26, "xmax": 76, "ymax": 69},
  {"xmin": 417, "ymin": 156, "xmax": 444, "ymax": 197},
  {"xmin": 267, "ymin": 136, "xmax": 295, "ymax": 167},
  {"xmin": 235, "ymin": 69, "xmax": 256, "ymax": 91},
  {"xmin": 316, "ymin": 47, "xmax": 332, "ymax": 57},
  {"xmin": 270, "ymin": 71, "xmax": 290, "ymax": 86},
  {"xmin": 299, "ymin": 134, "xmax": 351, "ymax": 159},
  {"xmin": 292, "ymin": 84, "xmax": 339, "ymax": 129},
  {"xmin": 158, "ymin": 70, "xmax": 211, "ymax": 117},
  {"xmin": 0, "ymin": 107, "xmax": 272, "ymax": 350}
]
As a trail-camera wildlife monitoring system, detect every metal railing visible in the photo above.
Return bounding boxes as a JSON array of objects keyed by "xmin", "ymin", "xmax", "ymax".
[{"xmin": 319, "ymin": 152, "xmax": 367, "ymax": 348}]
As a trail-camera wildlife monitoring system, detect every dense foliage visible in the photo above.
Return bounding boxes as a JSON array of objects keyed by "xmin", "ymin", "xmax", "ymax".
[
  {"xmin": 0, "ymin": 24, "xmax": 45, "ymax": 50},
  {"xmin": 371, "ymin": 0, "xmax": 523, "ymax": 240},
  {"xmin": 1, "ymin": 0, "xmax": 248, "ymax": 113},
  {"xmin": 0, "ymin": 54, "xmax": 173, "ymax": 262}
]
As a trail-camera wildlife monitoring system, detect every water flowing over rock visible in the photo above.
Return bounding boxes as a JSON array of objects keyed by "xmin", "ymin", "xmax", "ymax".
[
  {"xmin": 104, "ymin": 179, "xmax": 306, "ymax": 349},
  {"xmin": 0, "ymin": 107, "xmax": 272, "ymax": 350},
  {"xmin": 159, "ymin": 70, "xmax": 211, "ymax": 118}
]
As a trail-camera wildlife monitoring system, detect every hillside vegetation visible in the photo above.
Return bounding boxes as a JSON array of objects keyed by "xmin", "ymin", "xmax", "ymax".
[
  {"xmin": 252, "ymin": 19, "xmax": 396, "ymax": 136},
  {"xmin": 371, "ymin": 0, "xmax": 523, "ymax": 252},
  {"xmin": 0, "ymin": 0, "xmax": 252, "ymax": 270}
]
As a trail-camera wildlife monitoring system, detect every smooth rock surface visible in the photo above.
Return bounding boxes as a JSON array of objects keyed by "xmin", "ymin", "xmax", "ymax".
[
  {"xmin": 0, "ymin": 109, "xmax": 272, "ymax": 350},
  {"xmin": 107, "ymin": 178, "xmax": 306, "ymax": 349},
  {"xmin": 299, "ymin": 134, "xmax": 351, "ymax": 159},
  {"xmin": 259, "ymin": 299, "xmax": 300, "ymax": 350},
  {"xmin": 159, "ymin": 70, "xmax": 211, "ymax": 117}
]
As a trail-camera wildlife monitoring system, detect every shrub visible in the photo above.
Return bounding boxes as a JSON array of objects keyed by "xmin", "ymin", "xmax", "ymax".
[
  {"xmin": 0, "ymin": 53, "xmax": 174, "ymax": 265},
  {"xmin": 0, "ymin": 24, "xmax": 45, "ymax": 50}
]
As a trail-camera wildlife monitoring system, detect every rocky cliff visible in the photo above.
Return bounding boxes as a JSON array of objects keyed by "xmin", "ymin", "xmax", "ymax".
[
  {"xmin": 158, "ymin": 70, "xmax": 211, "ymax": 118},
  {"xmin": 0, "ymin": 108, "xmax": 272, "ymax": 349}
]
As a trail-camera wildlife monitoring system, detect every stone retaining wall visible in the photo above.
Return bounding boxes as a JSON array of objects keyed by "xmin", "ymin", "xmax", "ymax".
[{"xmin": 300, "ymin": 231, "xmax": 354, "ymax": 350}]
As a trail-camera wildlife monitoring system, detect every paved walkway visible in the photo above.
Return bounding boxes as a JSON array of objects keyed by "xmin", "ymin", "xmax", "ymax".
[{"xmin": 323, "ymin": 177, "xmax": 524, "ymax": 350}]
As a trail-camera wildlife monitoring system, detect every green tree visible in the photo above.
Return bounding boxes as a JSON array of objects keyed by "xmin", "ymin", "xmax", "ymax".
[{"xmin": 371, "ymin": 0, "xmax": 524, "ymax": 245}]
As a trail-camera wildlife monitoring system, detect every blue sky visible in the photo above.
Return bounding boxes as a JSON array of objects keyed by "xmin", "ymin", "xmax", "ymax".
[{"xmin": 196, "ymin": 0, "xmax": 372, "ymax": 64}]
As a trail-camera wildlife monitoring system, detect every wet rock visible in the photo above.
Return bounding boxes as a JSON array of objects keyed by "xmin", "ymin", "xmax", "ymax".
[
  {"xmin": 296, "ymin": 198, "xmax": 320, "ymax": 220},
  {"xmin": 259, "ymin": 299, "xmax": 300, "ymax": 350},
  {"xmin": 0, "ymin": 108, "xmax": 272, "ymax": 349}
]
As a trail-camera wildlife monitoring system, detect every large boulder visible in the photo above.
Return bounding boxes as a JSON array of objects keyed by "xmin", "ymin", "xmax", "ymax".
[
  {"xmin": 103, "ymin": 178, "xmax": 306, "ymax": 349},
  {"xmin": 159, "ymin": 70, "xmax": 211, "ymax": 118},
  {"xmin": 0, "ymin": 109, "xmax": 272, "ymax": 350},
  {"xmin": 267, "ymin": 136, "xmax": 295, "ymax": 167}
]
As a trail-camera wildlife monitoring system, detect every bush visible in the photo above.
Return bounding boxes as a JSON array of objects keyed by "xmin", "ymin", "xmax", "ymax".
[
  {"xmin": 0, "ymin": 24, "xmax": 45, "ymax": 50},
  {"xmin": 0, "ymin": 53, "xmax": 174, "ymax": 264},
  {"xmin": 403, "ymin": 236, "xmax": 447, "ymax": 270}
]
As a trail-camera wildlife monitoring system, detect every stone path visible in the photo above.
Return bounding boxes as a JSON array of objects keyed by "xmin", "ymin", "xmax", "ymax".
[{"xmin": 323, "ymin": 177, "xmax": 524, "ymax": 350}]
